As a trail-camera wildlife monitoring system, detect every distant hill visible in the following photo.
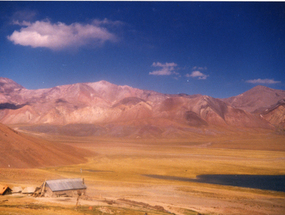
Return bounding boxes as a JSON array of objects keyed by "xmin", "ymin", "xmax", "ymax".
[
  {"xmin": 0, "ymin": 123, "xmax": 92, "ymax": 168},
  {"xmin": 1, "ymin": 77, "xmax": 283, "ymax": 137},
  {"xmin": 222, "ymin": 85, "xmax": 285, "ymax": 113}
]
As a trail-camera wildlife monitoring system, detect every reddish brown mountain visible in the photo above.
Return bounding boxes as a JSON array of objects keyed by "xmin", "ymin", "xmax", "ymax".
[
  {"xmin": 261, "ymin": 100, "xmax": 285, "ymax": 130},
  {"xmin": 223, "ymin": 85, "xmax": 285, "ymax": 113},
  {"xmin": 0, "ymin": 123, "xmax": 92, "ymax": 168},
  {"xmin": 0, "ymin": 77, "xmax": 24, "ymax": 94},
  {"xmin": 0, "ymin": 77, "xmax": 278, "ymax": 137}
]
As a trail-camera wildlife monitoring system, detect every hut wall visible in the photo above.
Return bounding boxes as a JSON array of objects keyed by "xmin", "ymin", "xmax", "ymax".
[
  {"xmin": 44, "ymin": 186, "xmax": 53, "ymax": 197},
  {"xmin": 44, "ymin": 186, "xmax": 86, "ymax": 197},
  {"xmin": 0, "ymin": 187, "xmax": 12, "ymax": 195}
]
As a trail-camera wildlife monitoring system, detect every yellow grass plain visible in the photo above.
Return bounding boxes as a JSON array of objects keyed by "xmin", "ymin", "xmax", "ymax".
[{"xmin": 1, "ymin": 131, "xmax": 285, "ymax": 215}]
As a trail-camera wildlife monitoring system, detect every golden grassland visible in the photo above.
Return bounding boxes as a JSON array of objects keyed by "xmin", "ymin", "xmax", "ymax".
[
  {"xmin": 1, "ymin": 131, "xmax": 285, "ymax": 214},
  {"xmin": 0, "ymin": 195, "xmax": 179, "ymax": 215}
]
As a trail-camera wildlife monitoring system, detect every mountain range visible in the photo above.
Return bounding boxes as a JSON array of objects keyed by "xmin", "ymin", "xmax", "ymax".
[{"xmin": 0, "ymin": 77, "xmax": 284, "ymax": 138}]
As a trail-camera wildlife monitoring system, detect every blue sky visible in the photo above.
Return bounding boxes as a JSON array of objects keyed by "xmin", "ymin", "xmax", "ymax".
[{"xmin": 0, "ymin": 2, "xmax": 284, "ymax": 98}]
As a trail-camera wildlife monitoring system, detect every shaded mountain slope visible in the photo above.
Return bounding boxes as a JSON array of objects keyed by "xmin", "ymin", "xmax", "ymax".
[
  {"xmin": 0, "ymin": 123, "xmax": 92, "ymax": 168},
  {"xmin": 261, "ymin": 100, "xmax": 285, "ymax": 129}
]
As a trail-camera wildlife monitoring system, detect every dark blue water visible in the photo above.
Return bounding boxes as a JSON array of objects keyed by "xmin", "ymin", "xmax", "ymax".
[{"xmin": 143, "ymin": 174, "xmax": 285, "ymax": 192}]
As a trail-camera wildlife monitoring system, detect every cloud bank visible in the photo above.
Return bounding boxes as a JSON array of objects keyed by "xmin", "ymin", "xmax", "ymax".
[
  {"xmin": 7, "ymin": 19, "xmax": 118, "ymax": 50},
  {"xmin": 246, "ymin": 78, "xmax": 281, "ymax": 84},
  {"xmin": 149, "ymin": 62, "xmax": 179, "ymax": 76}
]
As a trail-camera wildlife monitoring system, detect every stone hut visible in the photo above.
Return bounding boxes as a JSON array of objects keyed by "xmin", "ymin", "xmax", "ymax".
[{"xmin": 40, "ymin": 178, "xmax": 86, "ymax": 197}]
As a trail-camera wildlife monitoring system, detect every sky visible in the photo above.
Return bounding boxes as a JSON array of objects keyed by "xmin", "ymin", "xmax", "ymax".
[{"xmin": 0, "ymin": 2, "xmax": 285, "ymax": 98}]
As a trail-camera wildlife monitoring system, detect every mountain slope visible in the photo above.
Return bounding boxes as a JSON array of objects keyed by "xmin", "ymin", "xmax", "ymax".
[
  {"xmin": 0, "ymin": 123, "xmax": 92, "ymax": 168},
  {"xmin": 261, "ymin": 100, "xmax": 285, "ymax": 129},
  {"xmin": 0, "ymin": 78, "xmax": 275, "ymax": 137},
  {"xmin": 223, "ymin": 85, "xmax": 285, "ymax": 113},
  {"xmin": 0, "ymin": 77, "xmax": 24, "ymax": 94}
]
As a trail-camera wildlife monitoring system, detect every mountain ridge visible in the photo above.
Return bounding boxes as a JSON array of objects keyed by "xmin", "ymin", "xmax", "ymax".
[
  {"xmin": 222, "ymin": 85, "xmax": 285, "ymax": 113},
  {"xmin": 0, "ymin": 77, "xmax": 283, "ymax": 137}
]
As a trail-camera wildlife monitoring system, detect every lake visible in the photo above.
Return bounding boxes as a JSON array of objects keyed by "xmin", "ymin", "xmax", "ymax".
[{"xmin": 143, "ymin": 174, "xmax": 285, "ymax": 192}]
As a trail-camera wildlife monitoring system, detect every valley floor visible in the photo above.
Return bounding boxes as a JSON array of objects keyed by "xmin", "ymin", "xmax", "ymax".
[{"xmin": 1, "ymin": 132, "xmax": 285, "ymax": 214}]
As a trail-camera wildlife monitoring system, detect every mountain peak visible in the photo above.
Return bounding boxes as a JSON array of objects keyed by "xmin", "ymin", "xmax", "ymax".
[
  {"xmin": 250, "ymin": 85, "xmax": 274, "ymax": 92},
  {"xmin": 0, "ymin": 77, "xmax": 282, "ymax": 136},
  {"xmin": 0, "ymin": 77, "xmax": 24, "ymax": 93},
  {"xmin": 223, "ymin": 85, "xmax": 285, "ymax": 113}
]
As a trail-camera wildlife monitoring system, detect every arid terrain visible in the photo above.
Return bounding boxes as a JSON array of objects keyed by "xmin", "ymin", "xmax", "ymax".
[
  {"xmin": 0, "ymin": 77, "xmax": 285, "ymax": 214},
  {"xmin": 1, "ymin": 130, "xmax": 285, "ymax": 214}
]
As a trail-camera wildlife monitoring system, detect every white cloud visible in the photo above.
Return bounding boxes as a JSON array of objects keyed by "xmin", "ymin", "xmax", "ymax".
[
  {"xmin": 192, "ymin": 66, "xmax": 207, "ymax": 71},
  {"xmin": 186, "ymin": 71, "xmax": 209, "ymax": 80},
  {"xmin": 149, "ymin": 62, "xmax": 179, "ymax": 76},
  {"xmin": 11, "ymin": 10, "xmax": 37, "ymax": 23},
  {"xmin": 245, "ymin": 78, "xmax": 281, "ymax": 84},
  {"xmin": 12, "ymin": 20, "xmax": 32, "ymax": 26},
  {"xmin": 7, "ymin": 19, "xmax": 118, "ymax": 50},
  {"xmin": 92, "ymin": 18, "xmax": 124, "ymax": 27}
]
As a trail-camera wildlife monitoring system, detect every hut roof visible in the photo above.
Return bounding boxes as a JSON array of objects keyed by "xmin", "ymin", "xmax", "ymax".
[
  {"xmin": 45, "ymin": 178, "xmax": 86, "ymax": 192},
  {"xmin": 0, "ymin": 185, "xmax": 11, "ymax": 195}
]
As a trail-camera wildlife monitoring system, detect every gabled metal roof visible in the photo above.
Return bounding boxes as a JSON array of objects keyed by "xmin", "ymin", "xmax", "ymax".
[{"xmin": 45, "ymin": 178, "xmax": 86, "ymax": 192}]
